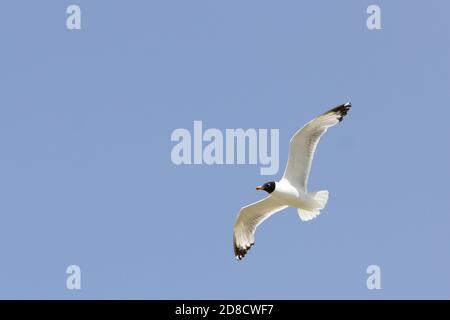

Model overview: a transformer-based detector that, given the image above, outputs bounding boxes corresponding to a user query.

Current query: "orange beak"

[256,185,263,190]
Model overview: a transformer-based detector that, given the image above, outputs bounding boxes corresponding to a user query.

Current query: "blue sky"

[0,0,449,299]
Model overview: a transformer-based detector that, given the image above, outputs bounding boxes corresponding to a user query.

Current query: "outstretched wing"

[282,102,351,190]
[233,196,288,260]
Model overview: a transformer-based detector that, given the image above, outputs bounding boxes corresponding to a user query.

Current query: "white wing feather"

[233,197,287,260]
[282,103,351,191]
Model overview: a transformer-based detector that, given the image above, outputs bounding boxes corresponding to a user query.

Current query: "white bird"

[233,102,352,260]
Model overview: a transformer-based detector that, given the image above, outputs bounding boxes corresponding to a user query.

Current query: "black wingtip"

[233,238,255,261]
[327,102,352,122]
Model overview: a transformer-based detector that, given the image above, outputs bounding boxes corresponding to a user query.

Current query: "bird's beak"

[256,186,263,190]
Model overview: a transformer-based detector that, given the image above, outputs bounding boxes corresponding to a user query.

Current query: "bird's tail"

[310,190,329,209]
[297,190,328,222]
[297,208,320,221]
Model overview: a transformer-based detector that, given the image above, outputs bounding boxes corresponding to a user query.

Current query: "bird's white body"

[271,179,318,210]
[233,102,351,260]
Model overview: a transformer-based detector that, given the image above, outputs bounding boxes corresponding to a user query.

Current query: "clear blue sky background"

[0,0,449,299]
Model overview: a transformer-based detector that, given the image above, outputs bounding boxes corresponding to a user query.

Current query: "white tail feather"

[298,208,320,221]
[297,190,329,222]
[310,190,329,209]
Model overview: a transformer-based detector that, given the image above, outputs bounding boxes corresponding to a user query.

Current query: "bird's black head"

[256,181,276,194]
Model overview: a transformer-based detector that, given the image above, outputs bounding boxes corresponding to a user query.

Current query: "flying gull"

[233,102,352,260]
